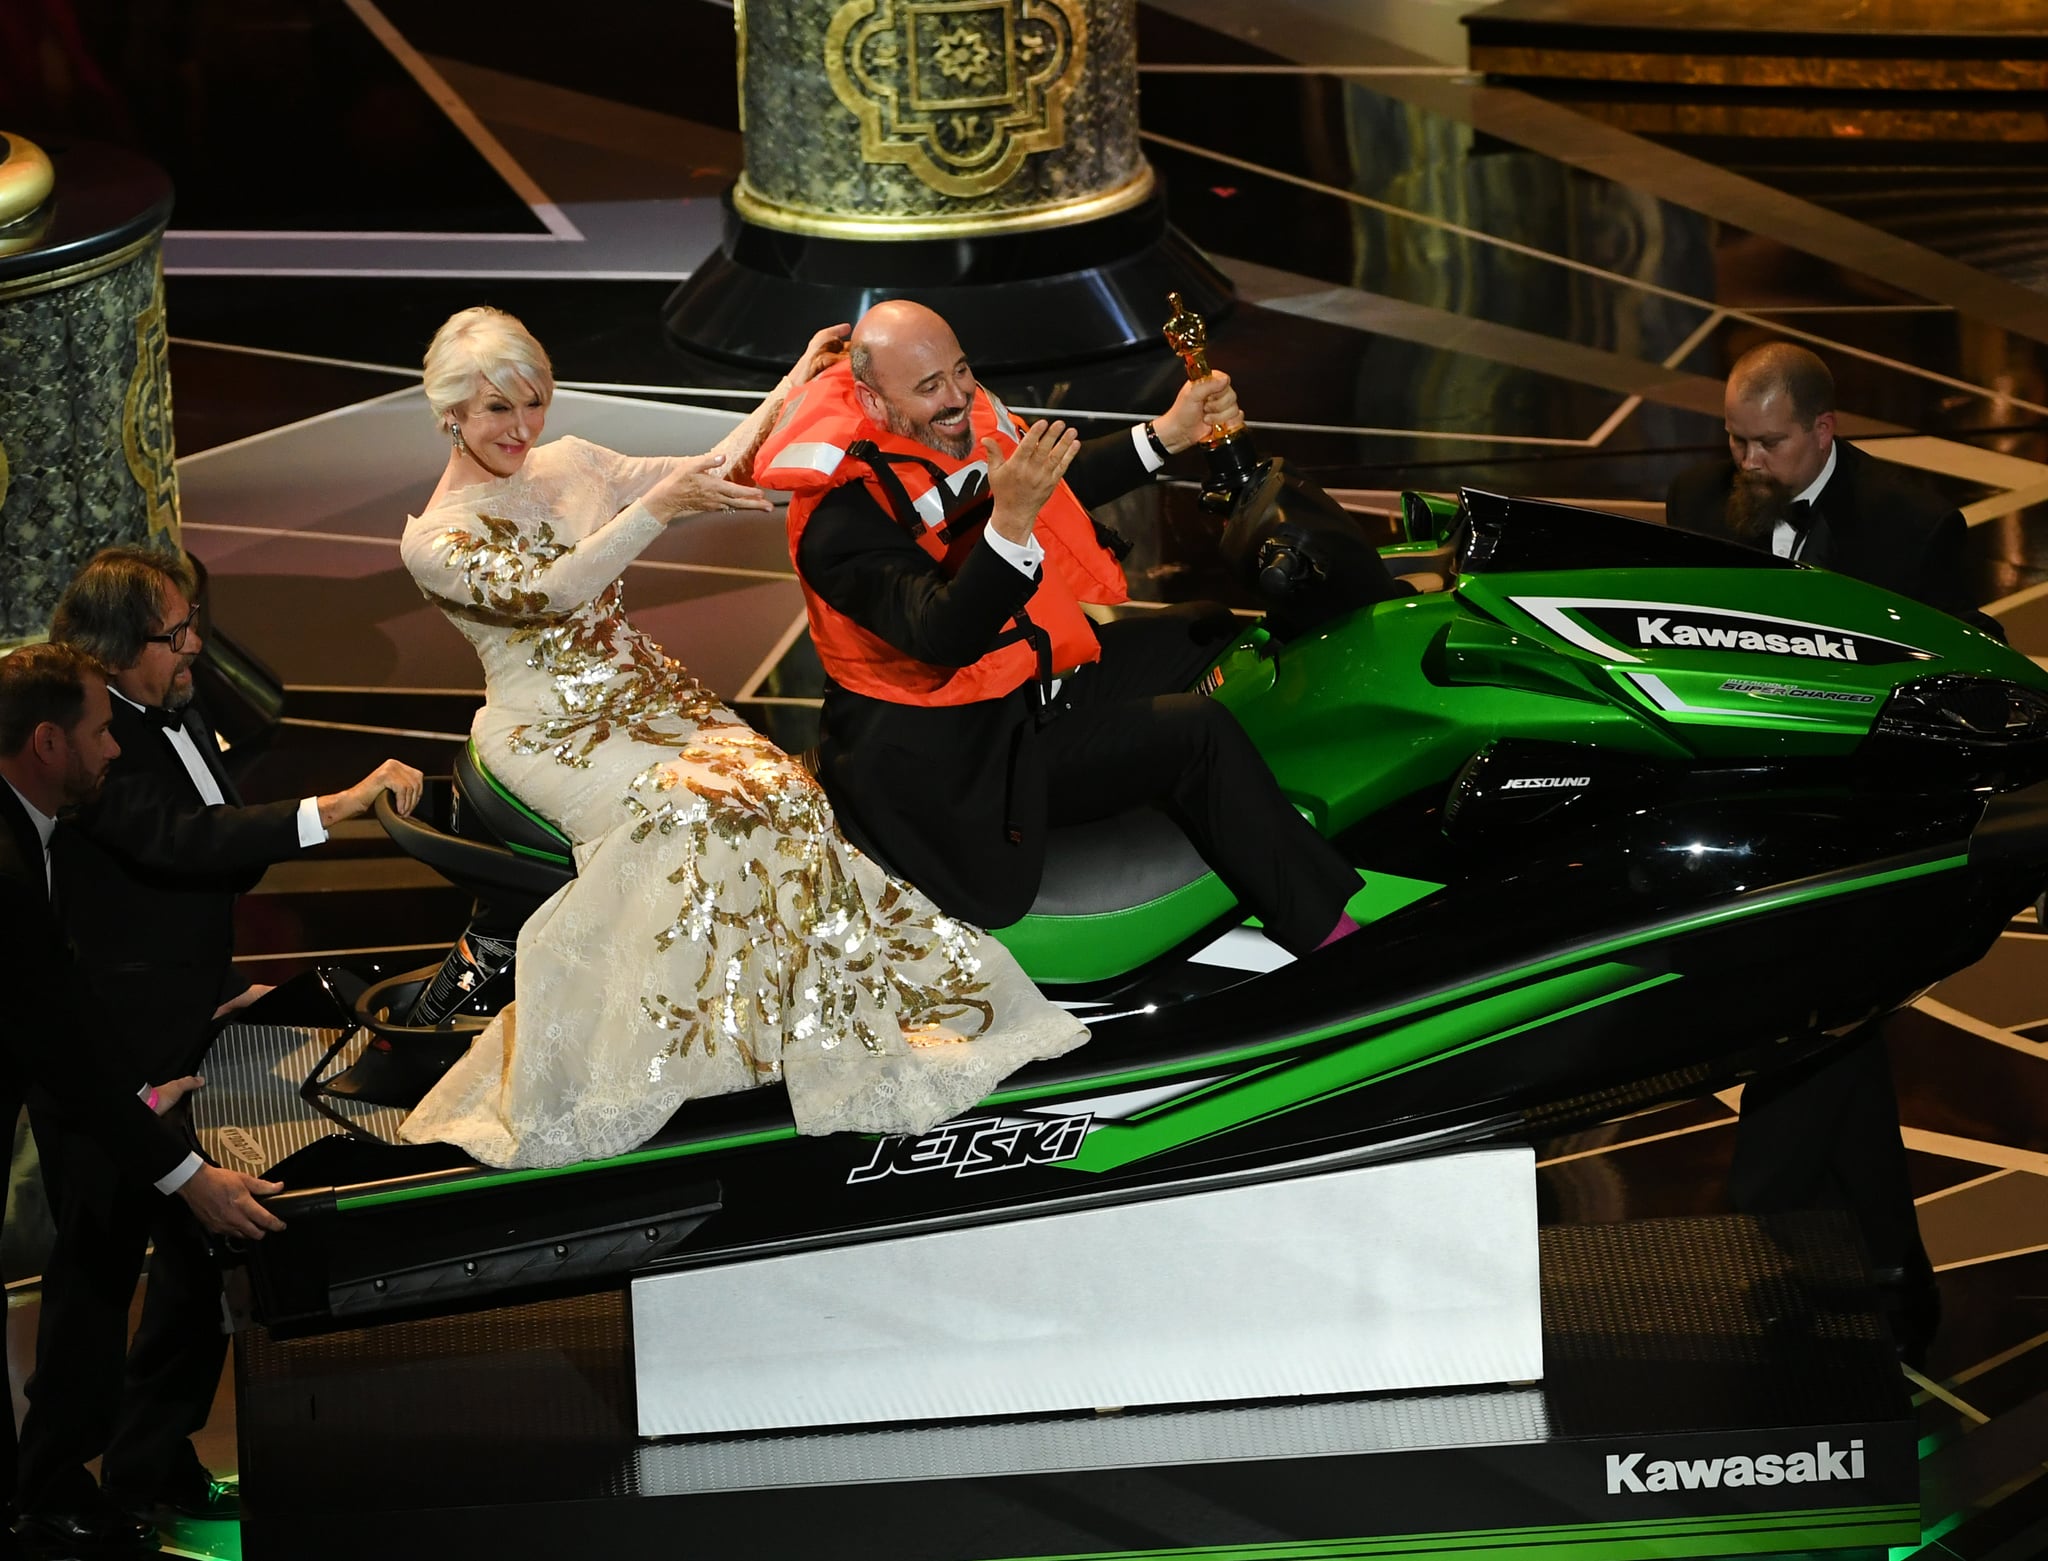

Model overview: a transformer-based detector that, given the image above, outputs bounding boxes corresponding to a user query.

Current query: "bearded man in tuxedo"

[1665,342,1991,1362]
[17,547,422,1538]
[1665,340,1979,621]
[773,300,1364,956]
[1,643,285,1556]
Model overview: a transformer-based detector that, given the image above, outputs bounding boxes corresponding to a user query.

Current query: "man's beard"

[164,661,197,712]
[58,749,106,812]
[884,400,973,460]
[1725,470,1792,541]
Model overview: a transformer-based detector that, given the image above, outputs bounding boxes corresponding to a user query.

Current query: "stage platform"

[227,1213,1918,1561]
[1464,0,2048,92]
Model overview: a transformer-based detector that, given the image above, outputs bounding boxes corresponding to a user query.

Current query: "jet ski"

[223,475,2048,1337]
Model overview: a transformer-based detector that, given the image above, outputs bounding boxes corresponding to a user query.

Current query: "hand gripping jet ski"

[217,375,2048,1343]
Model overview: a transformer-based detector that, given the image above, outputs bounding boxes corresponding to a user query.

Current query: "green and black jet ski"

[225,474,2048,1336]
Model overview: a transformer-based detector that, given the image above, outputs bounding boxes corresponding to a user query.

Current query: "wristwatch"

[1141,421,1172,461]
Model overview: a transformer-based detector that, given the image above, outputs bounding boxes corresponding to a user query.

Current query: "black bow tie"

[145,704,188,732]
[1784,498,1815,530]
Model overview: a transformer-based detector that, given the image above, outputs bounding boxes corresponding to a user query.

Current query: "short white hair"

[422,306,555,426]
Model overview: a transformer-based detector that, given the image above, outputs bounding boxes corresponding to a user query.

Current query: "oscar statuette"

[1161,292,1268,516]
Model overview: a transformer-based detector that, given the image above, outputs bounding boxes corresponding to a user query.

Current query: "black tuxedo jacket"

[0,784,187,1186]
[797,431,1153,928]
[1665,440,1979,623]
[54,696,301,1081]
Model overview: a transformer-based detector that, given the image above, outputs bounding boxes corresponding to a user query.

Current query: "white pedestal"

[633,1145,1541,1437]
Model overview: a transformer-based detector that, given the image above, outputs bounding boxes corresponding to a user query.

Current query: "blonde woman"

[396,307,1084,1168]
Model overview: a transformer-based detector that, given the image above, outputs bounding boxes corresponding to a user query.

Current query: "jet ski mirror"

[1401,491,1462,547]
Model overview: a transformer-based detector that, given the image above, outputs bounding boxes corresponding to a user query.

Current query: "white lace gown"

[395,435,1086,1168]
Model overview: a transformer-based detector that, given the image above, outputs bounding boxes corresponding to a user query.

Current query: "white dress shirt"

[1772,443,1839,561]
[6,778,200,1193]
[109,688,326,846]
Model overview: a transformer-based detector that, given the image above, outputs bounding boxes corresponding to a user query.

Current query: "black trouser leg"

[101,1202,227,1495]
[16,1113,150,1512]
[1042,609,1358,955]
[1729,1018,1926,1276]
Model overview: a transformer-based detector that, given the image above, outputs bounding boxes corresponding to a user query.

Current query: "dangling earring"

[449,419,467,453]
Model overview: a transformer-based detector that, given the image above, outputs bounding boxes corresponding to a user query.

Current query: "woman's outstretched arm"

[604,324,853,510]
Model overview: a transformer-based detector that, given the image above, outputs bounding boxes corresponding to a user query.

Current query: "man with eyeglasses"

[16,546,422,1544]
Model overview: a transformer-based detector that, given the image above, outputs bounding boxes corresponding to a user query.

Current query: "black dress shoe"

[15,1499,156,1554]
[106,1466,239,1523]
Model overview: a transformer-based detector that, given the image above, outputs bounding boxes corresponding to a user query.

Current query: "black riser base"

[663,188,1233,373]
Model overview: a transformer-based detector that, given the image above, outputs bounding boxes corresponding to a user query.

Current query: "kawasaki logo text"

[1637,617,1856,660]
[847,1114,1092,1183]
[1606,1439,1863,1494]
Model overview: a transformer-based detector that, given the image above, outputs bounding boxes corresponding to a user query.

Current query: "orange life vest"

[758,362,1130,707]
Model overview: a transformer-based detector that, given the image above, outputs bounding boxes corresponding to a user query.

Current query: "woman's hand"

[645,453,773,522]
[787,323,851,387]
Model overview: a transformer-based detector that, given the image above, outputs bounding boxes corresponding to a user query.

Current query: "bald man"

[756,301,1361,955]
[1667,341,1987,1362]
[1665,341,1978,621]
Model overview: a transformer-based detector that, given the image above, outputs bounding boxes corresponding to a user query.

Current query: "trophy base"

[1198,428,1268,518]
[662,186,1234,373]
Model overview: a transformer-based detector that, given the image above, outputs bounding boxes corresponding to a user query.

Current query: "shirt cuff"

[1131,422,1167,473]
[156,1152,203,1196]
[982,523,1045,578]
[296,795,328,847]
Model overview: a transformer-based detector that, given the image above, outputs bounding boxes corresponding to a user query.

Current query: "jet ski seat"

[373,743,574,904]
[1029,806,1210,918]
[989,806,1247,988]
[454,743,575,865]
[381,747,1217,925]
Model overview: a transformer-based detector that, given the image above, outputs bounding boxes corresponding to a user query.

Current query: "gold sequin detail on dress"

[392,434,1085,1168]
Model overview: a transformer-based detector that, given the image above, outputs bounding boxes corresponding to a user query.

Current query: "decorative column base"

[662,186,1233,373]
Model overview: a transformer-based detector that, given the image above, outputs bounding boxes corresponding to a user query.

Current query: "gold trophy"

[1162,291,1266,517]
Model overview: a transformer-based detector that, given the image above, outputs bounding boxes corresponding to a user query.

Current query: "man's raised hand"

[986,420,1081,544]
[1152,370,1239,455]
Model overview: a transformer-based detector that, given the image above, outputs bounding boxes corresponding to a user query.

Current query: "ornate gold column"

[666,0,1229,371]
[0,135,181,648]
[736,0,1150,238]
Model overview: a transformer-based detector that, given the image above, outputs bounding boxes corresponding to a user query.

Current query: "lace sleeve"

[598,448,687,513]
[400,497,665,620]
[591,388,787,507]
[708,382,791,485]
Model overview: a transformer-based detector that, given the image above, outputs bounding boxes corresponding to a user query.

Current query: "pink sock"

[1317,912,1361,950]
